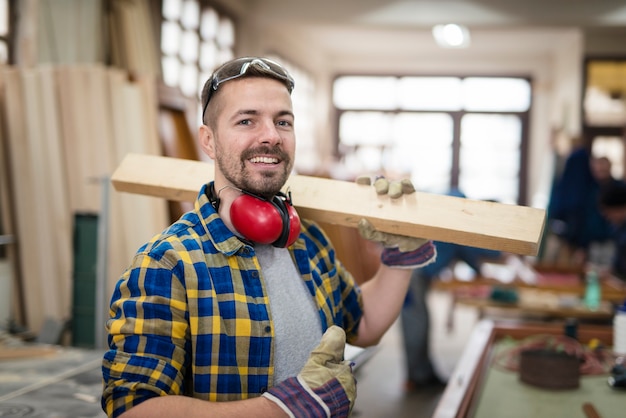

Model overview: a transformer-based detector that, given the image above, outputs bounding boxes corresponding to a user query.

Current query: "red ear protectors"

[208,184,301,247]
[230,192,300,247]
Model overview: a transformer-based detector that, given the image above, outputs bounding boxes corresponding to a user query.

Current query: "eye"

[238,119,251,126]
[277,119,294,129]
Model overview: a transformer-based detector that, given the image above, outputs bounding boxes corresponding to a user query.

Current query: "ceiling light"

[432,24,471,48]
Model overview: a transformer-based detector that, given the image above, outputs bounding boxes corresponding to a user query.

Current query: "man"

[546,147,614,267]
[101,57,436,417]
[599,180,626,281]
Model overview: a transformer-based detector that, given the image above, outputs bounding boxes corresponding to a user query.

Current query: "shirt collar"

[196,182,247,256]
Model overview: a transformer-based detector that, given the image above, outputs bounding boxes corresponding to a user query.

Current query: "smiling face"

[199,76,296,199]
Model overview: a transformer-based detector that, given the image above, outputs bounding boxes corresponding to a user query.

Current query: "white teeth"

[250,156,278,164]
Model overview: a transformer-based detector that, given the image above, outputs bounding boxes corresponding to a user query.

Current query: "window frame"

[157,0,237,104]
[332,73,532,205]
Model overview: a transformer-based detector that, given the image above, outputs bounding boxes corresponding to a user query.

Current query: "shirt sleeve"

[335,256,363,344]
[101,248,190,417]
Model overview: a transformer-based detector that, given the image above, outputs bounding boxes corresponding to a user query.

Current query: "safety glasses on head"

[201,57,295,122]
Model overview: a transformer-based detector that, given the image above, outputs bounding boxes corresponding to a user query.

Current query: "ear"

[199,124,216,159]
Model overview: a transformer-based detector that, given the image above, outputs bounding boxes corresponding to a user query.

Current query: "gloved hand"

[263,326,356,418]
[355,175,415,198]
[356,175,436,269]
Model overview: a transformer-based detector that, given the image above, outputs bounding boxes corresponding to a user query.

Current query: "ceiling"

[232,0,626,61]
[248,0,626,29]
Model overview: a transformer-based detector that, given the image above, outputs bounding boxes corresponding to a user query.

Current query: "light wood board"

[111,153,547,256]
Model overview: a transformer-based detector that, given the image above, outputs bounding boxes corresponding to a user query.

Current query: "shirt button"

[251,271,259,278]
[264,326,271,333]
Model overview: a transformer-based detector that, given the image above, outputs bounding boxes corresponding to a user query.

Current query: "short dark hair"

[200,57,294,126]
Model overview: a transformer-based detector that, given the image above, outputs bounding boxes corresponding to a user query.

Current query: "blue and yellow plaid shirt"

[101,183,364,417]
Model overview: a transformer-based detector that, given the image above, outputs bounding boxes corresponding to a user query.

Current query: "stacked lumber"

[36,0,104,64]
[0,65,169,334]
[108,0,160,77]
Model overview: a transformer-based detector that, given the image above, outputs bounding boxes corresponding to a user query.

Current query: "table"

[432,264,626,324]
[433,320,619,418]
[455,296,616,321]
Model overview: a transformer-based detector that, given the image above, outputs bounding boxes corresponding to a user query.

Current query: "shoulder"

[299,219,333,248]
[135,212,209,266]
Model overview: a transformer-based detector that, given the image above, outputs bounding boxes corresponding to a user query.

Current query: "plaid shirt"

[101,183,363,417]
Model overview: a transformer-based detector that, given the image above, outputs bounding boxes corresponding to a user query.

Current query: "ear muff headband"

[270,193,301,248]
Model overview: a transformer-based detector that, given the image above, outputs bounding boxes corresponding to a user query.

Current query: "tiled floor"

[352,289,482,418]
[0,347,104,417]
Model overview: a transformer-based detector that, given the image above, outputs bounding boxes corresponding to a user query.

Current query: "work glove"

[263,326,356,417]
[356,175,437,269]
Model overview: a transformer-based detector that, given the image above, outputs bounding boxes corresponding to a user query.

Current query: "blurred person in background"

[545,146,615,269]
[599,180,626,282]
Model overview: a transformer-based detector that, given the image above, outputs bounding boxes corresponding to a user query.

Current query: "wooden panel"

[111,154,547,256]
[2,68,46,331]
[37,67,73,323]
[0,69,23,325]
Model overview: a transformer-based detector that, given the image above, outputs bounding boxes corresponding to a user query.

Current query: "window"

[161,0,235,123]
[0,0,11,64]
[584,59,626,127]
[333,75,531,204]
[583,57,626,182]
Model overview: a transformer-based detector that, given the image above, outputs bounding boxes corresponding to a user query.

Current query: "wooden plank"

[37,67,73,323]
[21,68,66,328]
[56,66,95,212]
[2,68,46,332]
[0,69,24,326]
[111,153,547,256]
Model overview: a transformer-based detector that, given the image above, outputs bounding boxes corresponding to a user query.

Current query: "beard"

[216,144,292,199]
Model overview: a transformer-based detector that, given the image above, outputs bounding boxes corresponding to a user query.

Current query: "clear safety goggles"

[201,57,295,121]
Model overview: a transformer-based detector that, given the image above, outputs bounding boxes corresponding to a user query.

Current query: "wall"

[585,28,626,56]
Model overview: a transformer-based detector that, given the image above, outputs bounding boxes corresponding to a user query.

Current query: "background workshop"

[1,1,626,417]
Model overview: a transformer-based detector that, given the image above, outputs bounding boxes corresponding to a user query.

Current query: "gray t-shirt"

[255,244,322,384]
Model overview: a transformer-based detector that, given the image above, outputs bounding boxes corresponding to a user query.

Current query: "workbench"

[434,320,621,418]
[433,263,626,325]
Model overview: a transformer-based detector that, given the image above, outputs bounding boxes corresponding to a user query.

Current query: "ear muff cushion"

[284,203,301,247]
[230,194,283,245]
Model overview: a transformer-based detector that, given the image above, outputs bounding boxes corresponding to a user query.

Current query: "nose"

[258,120,282,145]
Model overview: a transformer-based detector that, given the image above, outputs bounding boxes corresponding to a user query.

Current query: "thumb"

[358,218,387,244]
[308,325,346,366]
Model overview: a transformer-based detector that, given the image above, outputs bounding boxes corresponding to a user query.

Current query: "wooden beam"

[111,153,547,256]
